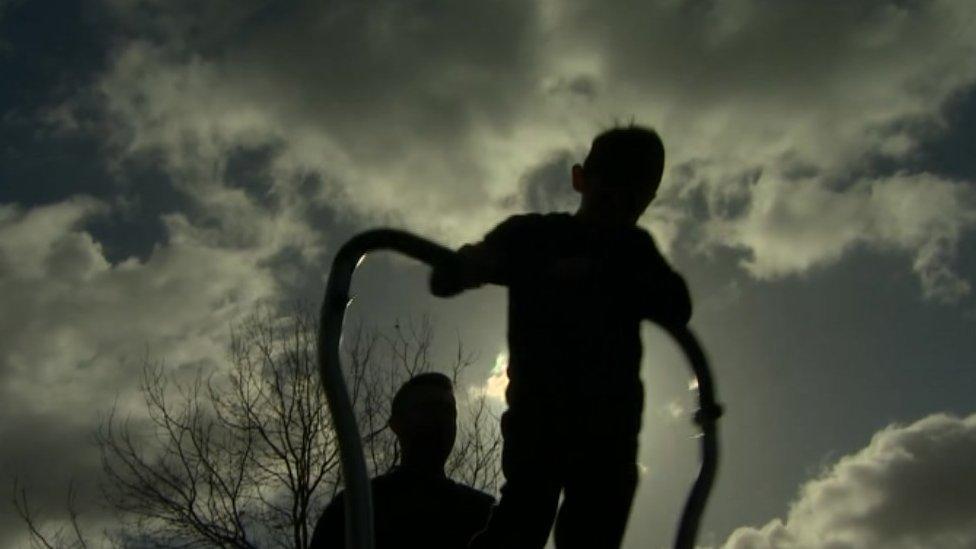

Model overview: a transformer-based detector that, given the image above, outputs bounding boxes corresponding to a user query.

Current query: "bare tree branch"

[19,305,501,548]
[12,477,95,549]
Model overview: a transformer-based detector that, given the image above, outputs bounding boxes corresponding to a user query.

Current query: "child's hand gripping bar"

[317,229,722,549]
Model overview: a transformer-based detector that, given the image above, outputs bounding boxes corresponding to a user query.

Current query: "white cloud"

[83,0,976,301]
[721,413,976,549]
[559,0,976,299]
[705,172,976,301]
[0,195,287,545]
[0,197,278,414]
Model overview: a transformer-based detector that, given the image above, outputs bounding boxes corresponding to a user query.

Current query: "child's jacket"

[461,212,691,427]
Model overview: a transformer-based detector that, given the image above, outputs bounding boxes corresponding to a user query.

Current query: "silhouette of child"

[430,126,691,548]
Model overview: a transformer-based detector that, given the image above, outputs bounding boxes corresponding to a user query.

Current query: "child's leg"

[552,461,638,548]
[469,409,563,549]
[469,477,561,548]
[552,423,640,549]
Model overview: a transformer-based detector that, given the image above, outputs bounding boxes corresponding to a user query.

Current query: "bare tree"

[12,479,93,549]
[77,306,502,548]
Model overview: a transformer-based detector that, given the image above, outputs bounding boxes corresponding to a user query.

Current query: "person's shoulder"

[535,211,576,224]
[481,213,551,245]
[311,487,348,545]
[629,225,662,250]
[365,470,417,503]
[447,480,496,507]
[496,211,577,235]
[322,472,392,507]
[494,212,544,230]
[321,488,347,512]
[499,211,573,226]
[456,483,495,505]
[320,474,405,519]
[628,223,652,239]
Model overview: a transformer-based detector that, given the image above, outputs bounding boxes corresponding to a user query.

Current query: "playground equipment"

[318,229,722,549]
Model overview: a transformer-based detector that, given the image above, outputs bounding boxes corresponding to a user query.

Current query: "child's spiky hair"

[582,125,665,189]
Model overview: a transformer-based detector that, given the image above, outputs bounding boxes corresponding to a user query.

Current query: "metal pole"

[668,326,723,549]
[317,229,721,549]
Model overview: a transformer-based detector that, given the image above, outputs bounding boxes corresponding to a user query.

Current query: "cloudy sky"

[2,0,976,547]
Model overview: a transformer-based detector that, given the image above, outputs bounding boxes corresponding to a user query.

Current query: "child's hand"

[429,260,466,297]
[431,216,517,296]
[429,246,485,297]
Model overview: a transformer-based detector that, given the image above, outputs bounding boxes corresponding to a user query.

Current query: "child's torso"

[502,213,649,414]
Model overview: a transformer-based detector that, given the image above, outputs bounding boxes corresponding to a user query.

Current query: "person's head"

[572,125,666,226]
[389,372,457,471]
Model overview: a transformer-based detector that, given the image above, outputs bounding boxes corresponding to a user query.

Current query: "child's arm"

[639,235,692,327]
[428,243,497,297]
[429,216,524,297]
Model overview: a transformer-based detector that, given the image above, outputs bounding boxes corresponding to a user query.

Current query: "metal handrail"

[317,228,722,549]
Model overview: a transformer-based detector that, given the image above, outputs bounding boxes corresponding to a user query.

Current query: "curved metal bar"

[318,229,459,549]
[317,228,721,549]
[668,326,723,549]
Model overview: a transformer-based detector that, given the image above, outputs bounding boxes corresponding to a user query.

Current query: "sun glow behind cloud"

[469,351,510,404]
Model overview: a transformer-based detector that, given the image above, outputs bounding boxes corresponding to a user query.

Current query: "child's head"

[572,125,665,226]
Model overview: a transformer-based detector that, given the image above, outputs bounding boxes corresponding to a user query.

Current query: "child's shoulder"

[628,226,667,260]
[487,212,574,238]
[498,211,571,225]
[495,211,575,230]
[630,224,656,246]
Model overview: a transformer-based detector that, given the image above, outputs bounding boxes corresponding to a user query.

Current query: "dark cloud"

[192,0,544,173]
[0,408,105,548]
[86,0,976,297]
[668,160,759,223]
[521,151,579,213]
[919,87,976,182]
[0,1,191,264]
[0,0,113,112]
[224,142,281,204]
[544,75,599,102]
[564,0,971,111]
